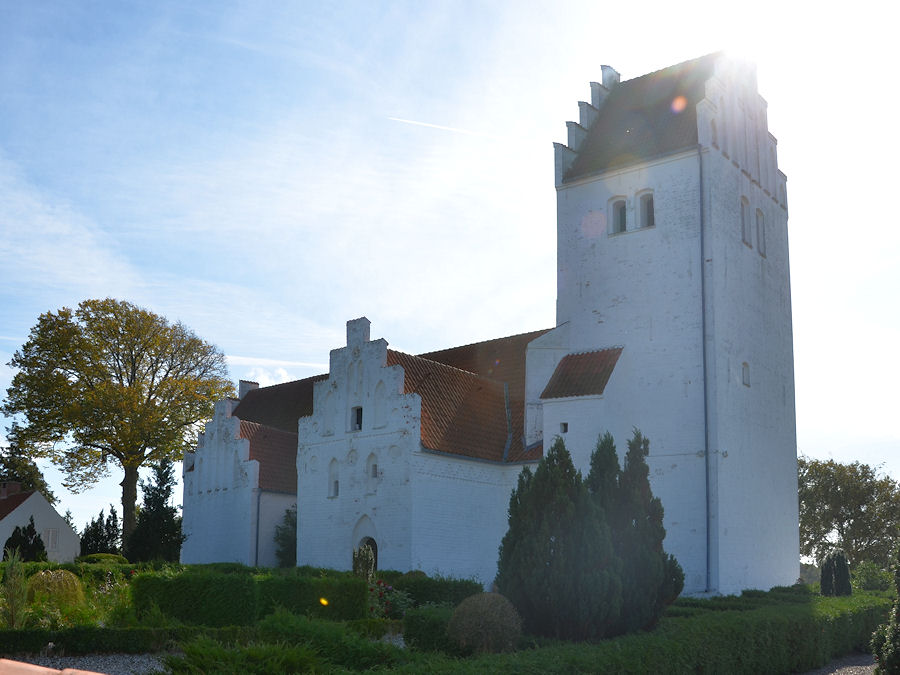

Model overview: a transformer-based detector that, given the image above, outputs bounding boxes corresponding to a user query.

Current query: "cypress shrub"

[821,549,852,597]
[496,437,622,640]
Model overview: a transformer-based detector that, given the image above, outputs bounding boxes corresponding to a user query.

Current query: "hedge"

[391,591,892,673]
[391,574,482,607]
[131,571,366,626]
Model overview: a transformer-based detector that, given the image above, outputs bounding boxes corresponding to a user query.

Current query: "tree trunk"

[121,464,140,544]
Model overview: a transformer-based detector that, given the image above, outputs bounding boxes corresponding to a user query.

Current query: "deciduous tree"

[798,456,900,568]
[2,298,233,538]
[0,444,55,504]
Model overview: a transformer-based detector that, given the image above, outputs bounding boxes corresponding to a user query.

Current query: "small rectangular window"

[560,422,568,434]
[640,194,654,228]
[371,463,378,478]
[332,480,340,497]
[352,406,363,431]
[612,200,626,234]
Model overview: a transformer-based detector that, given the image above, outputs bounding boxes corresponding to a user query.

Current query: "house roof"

[564,53,720,181]
[540,347,623,399]
[239,420,298,494]
[0,490,34,521]
[419,328,551,403]
[233,374,328,434]
[386,350,539,463]
[229,329,548,466]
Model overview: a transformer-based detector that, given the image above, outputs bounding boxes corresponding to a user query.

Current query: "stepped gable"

[239,420,298,494]
[232,374,328,433]
[565,52,720,181]
[540,347,623,399]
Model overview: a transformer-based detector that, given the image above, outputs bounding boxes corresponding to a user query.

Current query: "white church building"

[182,53,799,596]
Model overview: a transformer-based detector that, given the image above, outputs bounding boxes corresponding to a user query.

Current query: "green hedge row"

[131,572,366,625]
[0,626,255,656]
[390,574,482,608]
[392,592,892,673]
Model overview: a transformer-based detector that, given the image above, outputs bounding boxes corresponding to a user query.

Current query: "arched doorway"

[358,536,378,570]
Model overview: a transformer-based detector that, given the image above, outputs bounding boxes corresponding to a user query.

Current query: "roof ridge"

[387,349,506,388]
[418,327,551,355]
[621,51,722,85]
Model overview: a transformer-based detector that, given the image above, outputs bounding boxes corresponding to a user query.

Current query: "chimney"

[239,380,259,399]
[1,481,23,499]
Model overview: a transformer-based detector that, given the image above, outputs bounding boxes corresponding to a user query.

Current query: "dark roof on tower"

[564,53,720,181]
[540,348,623,400]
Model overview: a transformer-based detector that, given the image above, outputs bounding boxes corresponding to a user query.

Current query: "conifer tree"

[80,506,121,556]
[125,460,184,562]
[2,516,47,562]
[496,437,621,640]
[586,429,683,634]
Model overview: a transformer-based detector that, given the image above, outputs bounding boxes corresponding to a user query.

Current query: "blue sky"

[1,0,898,530]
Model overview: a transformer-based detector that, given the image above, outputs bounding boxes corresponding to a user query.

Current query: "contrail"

[388,117,496,138]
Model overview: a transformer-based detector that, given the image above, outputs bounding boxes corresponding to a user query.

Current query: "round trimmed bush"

[76,553,129,565]
[26,569,85,606]
[446,592,521,654]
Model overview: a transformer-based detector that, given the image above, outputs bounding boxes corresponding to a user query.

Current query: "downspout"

[501,383,512,461]
[698,145,714,593]
[254,488,262,567]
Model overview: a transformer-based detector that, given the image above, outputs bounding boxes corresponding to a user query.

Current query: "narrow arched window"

[741,197,752,247]
[611,199,626,234]
[756,209,766,257]
[640,193,655,228]
[742,362,751,387]
[366,453,379,493]
[328,459,339,498]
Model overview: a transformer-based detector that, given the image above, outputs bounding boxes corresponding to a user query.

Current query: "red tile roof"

[240,420,298,494]
[540,348,623,399]
[565,53,720,181]
[233,374,328,433]
[0,491,34,521]
[419,328,551,402]
[228,329,550,467]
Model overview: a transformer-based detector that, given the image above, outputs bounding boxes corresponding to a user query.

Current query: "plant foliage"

[496,431,683,641]
[820,548,852,597]
[872,543,900,672]
[3,516,47,562]
[274,504,297,568]
[125,460,184,562]
[1,298,234,538]
[799,456,900,569]
[80,506,121,557]
[0,445,55,504]
[446,592,522,654]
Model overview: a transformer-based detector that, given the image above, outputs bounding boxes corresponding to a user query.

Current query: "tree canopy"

[0,444,55,504]
[80,506,121,557]
[3,516,47,562]
[798,456,900,568]
[2,298,234,538]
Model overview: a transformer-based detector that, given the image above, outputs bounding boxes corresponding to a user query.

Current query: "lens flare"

[319,597,329,606]
[671,95,687,113]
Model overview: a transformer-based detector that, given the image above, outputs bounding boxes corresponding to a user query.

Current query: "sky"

[1,0,898,532]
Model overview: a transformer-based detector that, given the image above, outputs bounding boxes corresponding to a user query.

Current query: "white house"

[182,52,799,595]
[0,482,80,562]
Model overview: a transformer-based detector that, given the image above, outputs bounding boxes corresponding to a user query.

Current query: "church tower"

[529,53,798,594]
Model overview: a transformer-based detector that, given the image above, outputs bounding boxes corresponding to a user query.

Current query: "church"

[181,52,799,596]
